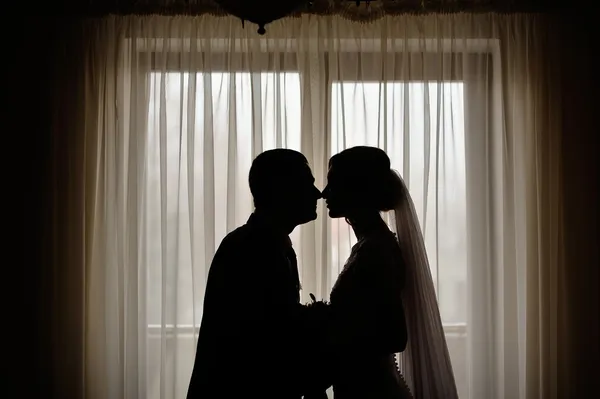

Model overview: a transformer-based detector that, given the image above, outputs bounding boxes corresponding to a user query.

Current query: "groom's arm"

[283,300,335,396]
[205,242,333,395]
[232,248,325,395]
[188,237,289,394]
[260,269,334,396]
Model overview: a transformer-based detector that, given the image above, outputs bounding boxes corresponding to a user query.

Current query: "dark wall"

[5,16,57,397]
[560,11,599,395]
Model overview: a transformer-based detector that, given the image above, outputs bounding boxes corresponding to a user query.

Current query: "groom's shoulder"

[217,222,263,253]
[221,224,250,245]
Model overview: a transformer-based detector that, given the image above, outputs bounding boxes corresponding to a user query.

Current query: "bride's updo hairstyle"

[328,146,403,213]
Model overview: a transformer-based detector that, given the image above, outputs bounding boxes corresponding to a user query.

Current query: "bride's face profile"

[322,163,351,218]
[323,160,370,219]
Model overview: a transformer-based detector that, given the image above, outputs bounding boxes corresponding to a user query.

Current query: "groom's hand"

[305,294,331,322]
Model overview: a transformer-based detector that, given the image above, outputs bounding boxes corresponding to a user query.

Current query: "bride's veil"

[390,170,459,399]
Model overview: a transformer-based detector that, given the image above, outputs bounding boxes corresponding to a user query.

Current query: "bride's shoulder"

[353,231,402,269]
[357,230,399,254]
[349,231,404,288]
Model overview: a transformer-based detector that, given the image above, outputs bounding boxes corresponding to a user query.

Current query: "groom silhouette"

[187,149,330,399]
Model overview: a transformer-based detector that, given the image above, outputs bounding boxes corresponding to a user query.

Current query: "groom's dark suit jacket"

[187,213,323,399]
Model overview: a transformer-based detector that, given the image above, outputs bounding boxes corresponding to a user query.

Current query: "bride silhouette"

[321,146,458,399]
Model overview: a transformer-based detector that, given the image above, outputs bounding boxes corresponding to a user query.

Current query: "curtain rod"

[42,0,561,17]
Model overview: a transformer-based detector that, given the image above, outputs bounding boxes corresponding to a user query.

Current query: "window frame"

[137,38,500,399]
[138,40,498,328]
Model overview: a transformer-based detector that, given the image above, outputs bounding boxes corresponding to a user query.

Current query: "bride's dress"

[329,229,413,399]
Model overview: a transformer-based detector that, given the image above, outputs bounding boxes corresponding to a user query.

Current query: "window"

[142,47,486,399]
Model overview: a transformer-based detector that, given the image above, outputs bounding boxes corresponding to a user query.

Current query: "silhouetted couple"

[186,147,458,399]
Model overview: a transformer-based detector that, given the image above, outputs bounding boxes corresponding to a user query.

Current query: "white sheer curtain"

[74,13,563,399]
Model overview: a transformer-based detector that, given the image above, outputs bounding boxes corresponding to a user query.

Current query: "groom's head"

[249,149,321,228]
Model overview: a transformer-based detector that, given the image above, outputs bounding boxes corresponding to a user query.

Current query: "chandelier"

[214,1,382,34]
[214,0,310,35]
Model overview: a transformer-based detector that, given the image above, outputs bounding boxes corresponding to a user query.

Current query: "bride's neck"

[348,212,388,241]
